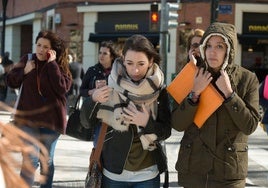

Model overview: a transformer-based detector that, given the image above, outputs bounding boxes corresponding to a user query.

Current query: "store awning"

[88,33,160,45]
[238,34,268,45]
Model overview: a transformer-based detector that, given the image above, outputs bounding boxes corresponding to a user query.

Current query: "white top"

[103,165,159,182]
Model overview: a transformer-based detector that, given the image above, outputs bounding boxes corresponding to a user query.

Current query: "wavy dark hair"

[35,30,72,79]
[100,40,120,63]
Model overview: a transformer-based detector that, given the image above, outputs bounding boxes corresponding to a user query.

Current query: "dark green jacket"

[171,22,260,181]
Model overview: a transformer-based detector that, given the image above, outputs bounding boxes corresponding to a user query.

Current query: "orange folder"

[194,84,224,128]
[167,61,224,128]
[167,61,197,104]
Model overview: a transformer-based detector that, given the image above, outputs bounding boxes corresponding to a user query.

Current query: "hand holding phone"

[95,80,107,89]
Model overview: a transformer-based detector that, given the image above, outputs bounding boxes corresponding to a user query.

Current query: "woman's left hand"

[123,104,149,128]
[216,70,233,98]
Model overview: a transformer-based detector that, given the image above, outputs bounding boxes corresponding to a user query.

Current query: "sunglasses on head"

[191,43,200,48]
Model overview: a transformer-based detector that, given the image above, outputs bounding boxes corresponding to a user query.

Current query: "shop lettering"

[248,25,268,32]
[115,24,139,31]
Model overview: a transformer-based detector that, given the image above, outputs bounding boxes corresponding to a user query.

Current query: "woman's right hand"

[92,85,112,103]
[192,67,212,95]
[24,60,35,75]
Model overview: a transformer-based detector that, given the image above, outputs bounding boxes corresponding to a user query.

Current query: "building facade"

[0,0,267,83]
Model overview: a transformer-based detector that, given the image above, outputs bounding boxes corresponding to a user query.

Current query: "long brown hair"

[35,30,72,79]
[0,120,49,188]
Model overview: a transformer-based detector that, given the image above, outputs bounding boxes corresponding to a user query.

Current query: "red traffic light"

[151,12,159,23]
[150,3,159,31]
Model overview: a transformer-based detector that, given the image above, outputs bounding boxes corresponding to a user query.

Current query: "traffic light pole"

[160,0,168,83]
[1,0,8,56]
[159,0,179,83]
[211,0,219,23]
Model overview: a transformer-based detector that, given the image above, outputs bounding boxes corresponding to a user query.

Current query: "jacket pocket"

[176,141,192,173]
[224,142,248,179]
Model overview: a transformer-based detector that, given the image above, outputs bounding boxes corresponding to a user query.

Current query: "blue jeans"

[265,124,268,135]
[93,123,101,147]
[19,126,60,188]
[102,174,160,188]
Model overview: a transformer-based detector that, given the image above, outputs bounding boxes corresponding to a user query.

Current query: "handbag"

[66,95,92,141]
[85,122,108,188]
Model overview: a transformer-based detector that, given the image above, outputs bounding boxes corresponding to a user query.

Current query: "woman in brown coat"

[171,22,260,188]
[6,30,72,187]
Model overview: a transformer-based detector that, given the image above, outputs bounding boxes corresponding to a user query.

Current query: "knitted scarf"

[97,59,164,132]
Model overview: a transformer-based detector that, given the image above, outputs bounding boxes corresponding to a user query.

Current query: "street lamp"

[1,0,8,56]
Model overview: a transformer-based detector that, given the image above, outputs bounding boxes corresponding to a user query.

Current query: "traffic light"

[149,3,159,31]
[165,3,180,29]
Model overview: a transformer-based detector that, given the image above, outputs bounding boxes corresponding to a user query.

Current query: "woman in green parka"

[172,22,260,188]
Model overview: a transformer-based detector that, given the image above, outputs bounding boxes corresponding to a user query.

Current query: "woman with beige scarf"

[81,34,171,188]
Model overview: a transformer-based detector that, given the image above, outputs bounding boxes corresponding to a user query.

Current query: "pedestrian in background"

[80,40,119,97]
[6,30,72,187]
[2,51,14,67]
[67,52,84,111]
[80,40,120,145]
[0,54,14,102]
[81,34,171,188]
[68,52,84,97]
[171,22,260,188]
[187,28,204,65]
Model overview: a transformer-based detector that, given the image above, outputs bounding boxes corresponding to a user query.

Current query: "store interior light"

[179,21,191,26]
[248,46,253,52]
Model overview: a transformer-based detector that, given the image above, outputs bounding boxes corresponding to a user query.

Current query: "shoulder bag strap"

[90,122,108,168]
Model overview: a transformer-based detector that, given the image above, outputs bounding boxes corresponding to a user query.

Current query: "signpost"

[1,0,8,56]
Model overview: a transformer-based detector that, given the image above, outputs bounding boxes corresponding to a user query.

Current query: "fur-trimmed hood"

[199,22,237,70]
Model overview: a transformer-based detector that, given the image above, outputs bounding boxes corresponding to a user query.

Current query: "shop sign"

[248,25,268,33]
[114,24,139,31]
[95,22,151,33]
[243,13,268,34]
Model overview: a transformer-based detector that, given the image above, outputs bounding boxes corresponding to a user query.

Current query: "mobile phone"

[195,56,203,67]
[95,80,107,89]
[47,52,51,60]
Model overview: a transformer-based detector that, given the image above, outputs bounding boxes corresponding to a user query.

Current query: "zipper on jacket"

[88,101,99,120]
[92,75,96,88]
[205,173,208,188]
[122,126,134,170]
